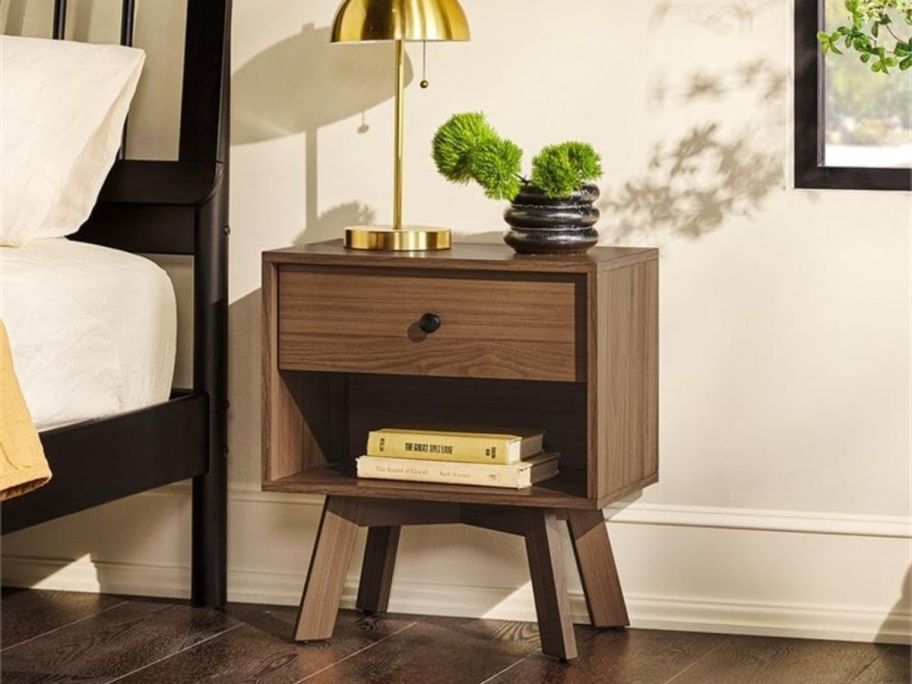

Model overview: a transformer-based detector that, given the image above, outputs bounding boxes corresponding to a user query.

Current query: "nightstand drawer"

[277,267,584,381]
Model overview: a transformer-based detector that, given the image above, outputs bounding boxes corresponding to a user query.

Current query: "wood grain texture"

[489,626,726,684]
[456,505,629,659]
[850,644,912,683]
[294,497,360,641]
[303,616,541,684]
[4,590,905,684]
[566,509,629,628]
[356,526,401,614]
[0,588,124,650]
[341,498,462,527]
[288,501,616,659]
[0,601,236,681]
[524,510,577,660]
[278,267,584,382]
[460,504,540,536]
[263,243,660,510]
[263,258,349,482]
[262,372,348,484]
[264,239,657,274]
[262,242,660,657]
[263,464,593,508]
[671,635,899,684]
[590,259,659,502]
[120,607,413,684]
[261,259,306,482]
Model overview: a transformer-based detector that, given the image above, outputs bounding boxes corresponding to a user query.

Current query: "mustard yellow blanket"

[0,321,51,501]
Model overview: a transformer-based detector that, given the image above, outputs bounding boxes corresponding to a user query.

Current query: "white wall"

[3,0,910,644]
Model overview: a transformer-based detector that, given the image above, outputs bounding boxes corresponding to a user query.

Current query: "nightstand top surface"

[264,240,657,273]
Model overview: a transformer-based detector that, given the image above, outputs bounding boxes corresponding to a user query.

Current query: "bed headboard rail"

[53,0,232,170]
[181,0,231,165]
[54,0,135,45]
[52,0,66,39]
[120,0,136,46]
[70,0,232,258]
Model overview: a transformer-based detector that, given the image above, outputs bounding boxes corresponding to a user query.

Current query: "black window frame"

[794,0,911,191]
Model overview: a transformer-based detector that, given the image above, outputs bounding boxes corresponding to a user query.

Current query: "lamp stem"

[393,38,405,230]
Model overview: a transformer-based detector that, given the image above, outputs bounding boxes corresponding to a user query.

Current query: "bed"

[1,240,177,431]
[0,0,231,609]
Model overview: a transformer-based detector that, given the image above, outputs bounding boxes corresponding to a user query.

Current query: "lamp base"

[344,226,452,251]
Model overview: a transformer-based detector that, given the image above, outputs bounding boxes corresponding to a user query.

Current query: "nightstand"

[262,240,658,660]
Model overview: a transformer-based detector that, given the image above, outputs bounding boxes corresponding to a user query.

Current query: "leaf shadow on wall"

[600,59,786,245]
[649,0,780,35]
[232,22,414,244]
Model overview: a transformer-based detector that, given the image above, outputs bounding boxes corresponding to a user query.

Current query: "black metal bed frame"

[1,0,232,609]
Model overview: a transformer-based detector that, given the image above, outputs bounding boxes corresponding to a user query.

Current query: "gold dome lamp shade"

[331,0,470,250]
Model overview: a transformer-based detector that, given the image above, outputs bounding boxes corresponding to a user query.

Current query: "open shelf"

[263,463,595,509]
[263,372,594,506]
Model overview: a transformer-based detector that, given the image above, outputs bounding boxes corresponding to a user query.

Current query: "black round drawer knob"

[418,313,442,334]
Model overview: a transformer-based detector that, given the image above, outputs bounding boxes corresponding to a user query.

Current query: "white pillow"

[0,35,145,247]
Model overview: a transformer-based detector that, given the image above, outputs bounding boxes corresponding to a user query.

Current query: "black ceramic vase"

[503,183,600,255]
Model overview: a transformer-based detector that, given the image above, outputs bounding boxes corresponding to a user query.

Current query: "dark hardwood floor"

[0,589,908,683]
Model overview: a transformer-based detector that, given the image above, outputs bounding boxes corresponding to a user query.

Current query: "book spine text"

[357,458,529,488]
[366,431,517,465]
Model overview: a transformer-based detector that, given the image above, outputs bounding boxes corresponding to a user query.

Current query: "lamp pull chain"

[420,41,429,89]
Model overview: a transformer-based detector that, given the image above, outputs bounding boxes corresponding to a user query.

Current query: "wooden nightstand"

[262,240,658,660]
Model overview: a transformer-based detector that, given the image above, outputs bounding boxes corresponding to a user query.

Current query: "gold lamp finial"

[331,0,470,251]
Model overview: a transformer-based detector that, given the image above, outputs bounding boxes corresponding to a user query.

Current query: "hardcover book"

[356,452,559,489]
[366,428,545,465]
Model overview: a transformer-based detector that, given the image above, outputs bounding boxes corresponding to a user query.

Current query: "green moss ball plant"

[431,112,496,183]
[432,112,603,201]
[531,142,603,199]
[467,138,524,200]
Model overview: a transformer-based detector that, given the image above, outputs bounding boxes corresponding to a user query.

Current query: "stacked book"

[356,428,559,489]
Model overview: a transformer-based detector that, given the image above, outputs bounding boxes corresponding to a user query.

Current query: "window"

[794,0,912,190]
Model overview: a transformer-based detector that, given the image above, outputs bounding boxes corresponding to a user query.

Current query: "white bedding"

[0,36,145,246]
[0,239,176,431]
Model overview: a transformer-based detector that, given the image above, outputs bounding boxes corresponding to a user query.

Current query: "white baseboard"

[145,482,912,539]
[3,553,908,645]
[4,485,909,645]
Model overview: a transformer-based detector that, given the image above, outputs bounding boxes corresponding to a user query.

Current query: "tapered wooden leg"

[525,510,578,660]
[294,496,360,641]
[356,526,401,614]
[566,509,629,628]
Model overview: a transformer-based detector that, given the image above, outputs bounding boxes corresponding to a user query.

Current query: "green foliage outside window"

[817,0,912,73]
[818,0,912,151]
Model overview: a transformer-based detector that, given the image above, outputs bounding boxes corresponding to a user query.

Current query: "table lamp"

[331,0,470,251]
